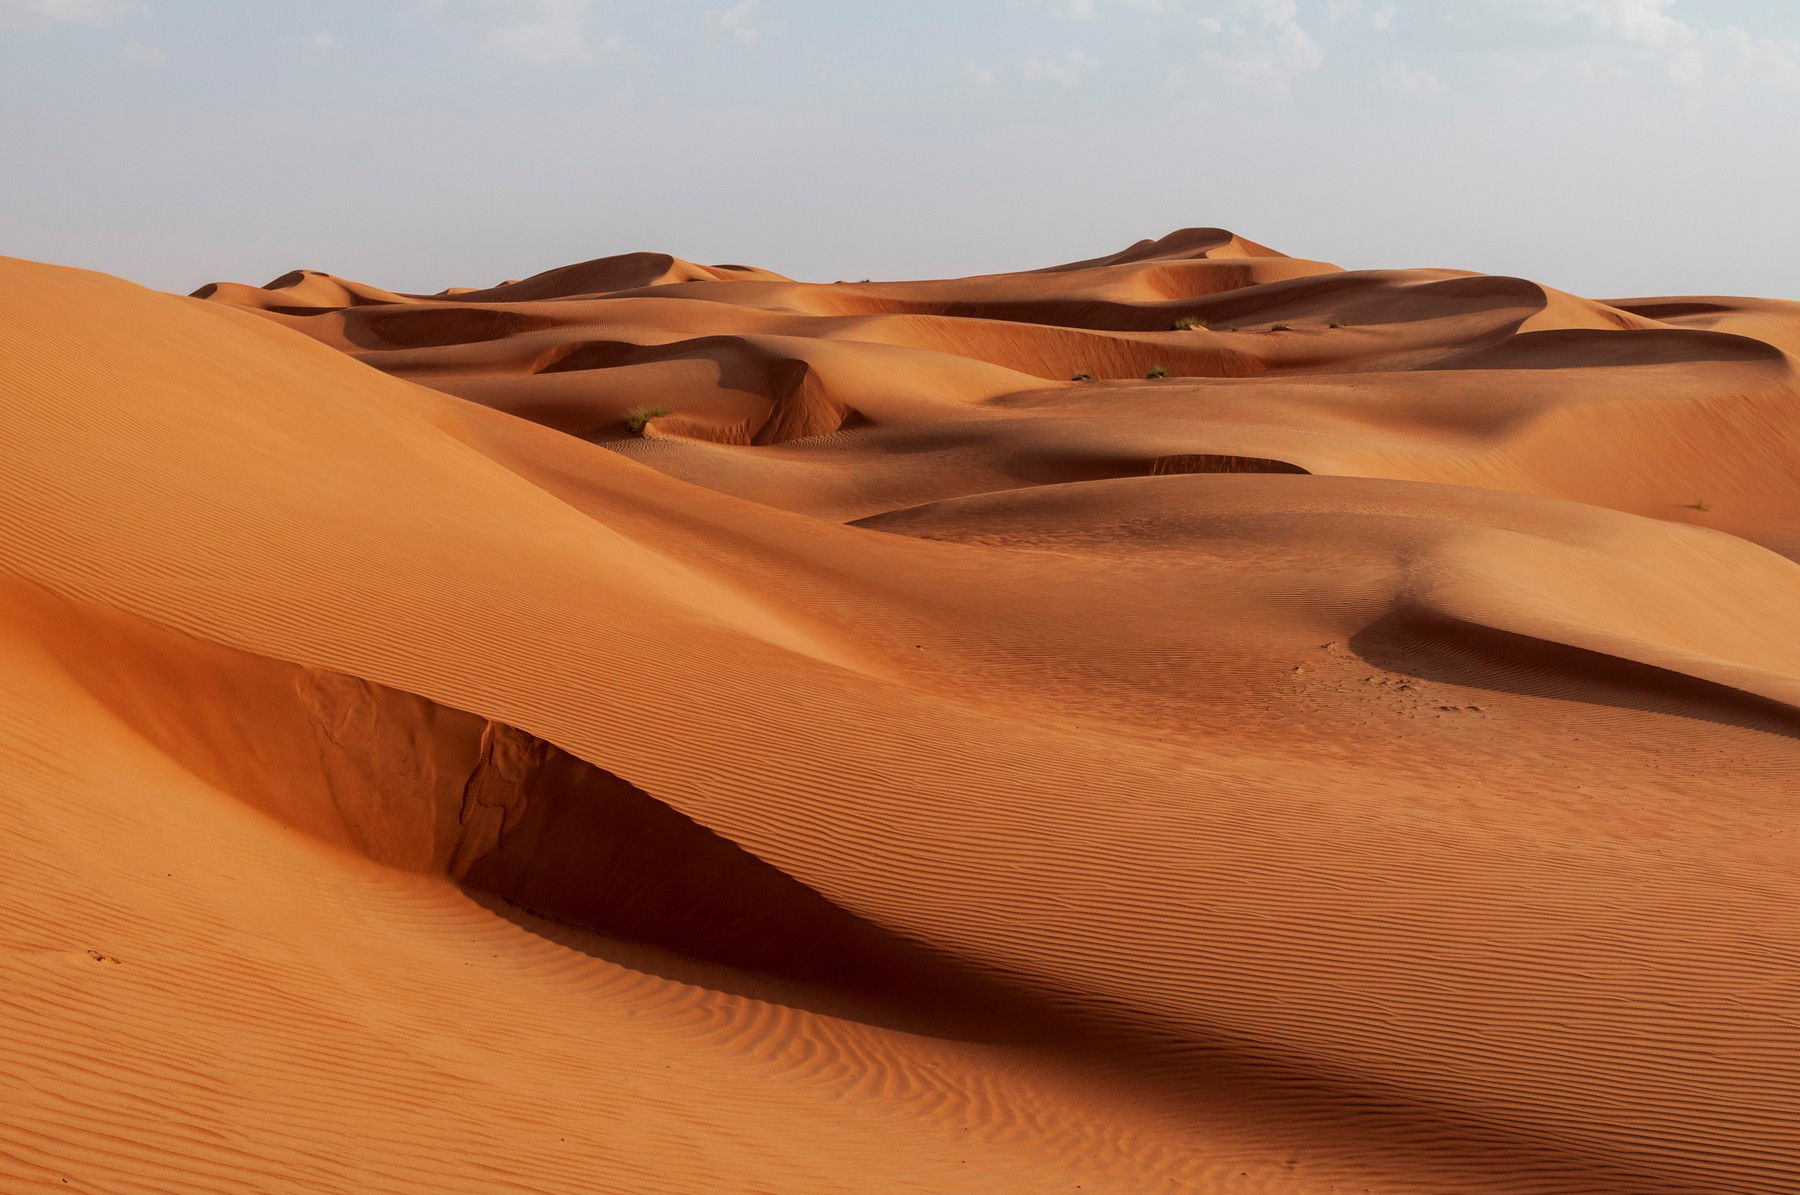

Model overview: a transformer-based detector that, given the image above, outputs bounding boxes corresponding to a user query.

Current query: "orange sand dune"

[5,229,1800,1192]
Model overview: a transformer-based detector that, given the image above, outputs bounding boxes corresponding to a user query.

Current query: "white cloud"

[1013,0,1190,17]
[1311,1,1799,94]
[1718,25,1800,91]
[1327,0,1395,31]
[280,28,342,54]
[705,0,775,47]
[118,39,162,64]
[1014,0,1184,17]
[483,0,619,66]
[0,0,145,28]
[1022,48,1099,87]
[1017,0,1800,95]
[1010,0,1096,18]
[1489,0,1800,91]
[1196,0,1323,95]
[969,62,999,87]
[397,0,625,66]
[1376,57,1441,97]
[1535,0,1691,49]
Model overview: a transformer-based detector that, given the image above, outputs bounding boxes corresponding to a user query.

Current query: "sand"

[2,228,1799,1192]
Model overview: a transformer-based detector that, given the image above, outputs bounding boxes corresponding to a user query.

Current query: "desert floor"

[4,228,1799,1192]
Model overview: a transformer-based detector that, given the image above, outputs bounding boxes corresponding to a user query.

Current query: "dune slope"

[4,229,1800,1192]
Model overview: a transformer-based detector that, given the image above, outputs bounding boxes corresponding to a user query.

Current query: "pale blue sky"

[4,0,1798,298]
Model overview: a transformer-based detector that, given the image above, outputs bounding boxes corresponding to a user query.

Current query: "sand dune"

[4,229,1799,1192]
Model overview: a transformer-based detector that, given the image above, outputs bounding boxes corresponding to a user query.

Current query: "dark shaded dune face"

[535,337,653,373]
[1190,270,1555,333]
[265,269,324,291]
[1353,608,1800,741]
[997,452,1310,489]
[1426,326,1788,370]
[1610,299,1735,320]
[1151,453,1308,475]
[350,306,561,349]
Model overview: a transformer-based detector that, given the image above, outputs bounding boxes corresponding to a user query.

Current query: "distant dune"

[4,228,1800,1192]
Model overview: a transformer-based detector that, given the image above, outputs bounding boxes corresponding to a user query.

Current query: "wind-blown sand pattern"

[4,228,1800,1192]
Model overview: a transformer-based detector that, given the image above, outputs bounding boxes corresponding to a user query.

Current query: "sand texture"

[5,227,1800,1192]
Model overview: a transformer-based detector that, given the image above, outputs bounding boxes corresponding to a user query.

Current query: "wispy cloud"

[1025,0,1095,18]
[1446,0,1800,91]
[1014,0,1182,16]
[481,0,621,66]
[0,0,146,29]
[1514,0,1692,49]
[1326,0,1395,32]
[118,39,162,64]
[1022,47,1099,87]
[1195,0,1323,95]
[1009,0,1800,97]
[704,0,777,47]
[281,29,342,53]
[1375,57,1441,97]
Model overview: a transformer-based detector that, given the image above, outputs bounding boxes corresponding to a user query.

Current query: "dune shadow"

[1349,608,1800,741]
[1422,326,1786,371]
[457,737,1048,1042]
[475,874,1760,1195]
[465,886,1042,1043]
[341,306,559,349]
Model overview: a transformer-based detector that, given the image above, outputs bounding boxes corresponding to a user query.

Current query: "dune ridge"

[4,228,1800,1192]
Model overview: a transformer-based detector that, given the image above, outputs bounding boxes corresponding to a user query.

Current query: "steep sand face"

[4,229,1800,1192]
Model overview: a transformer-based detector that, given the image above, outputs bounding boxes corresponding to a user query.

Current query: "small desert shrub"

[1328,320,1349,329]
[1269,324,1293,332]
[1687,498,1711,512]
[624,406,673,434]
[1145,365,1170,379]
[1171,316,1210,331]
[1071,372,1094,382]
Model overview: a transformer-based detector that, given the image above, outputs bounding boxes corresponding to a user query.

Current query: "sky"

[3,0,1798,299]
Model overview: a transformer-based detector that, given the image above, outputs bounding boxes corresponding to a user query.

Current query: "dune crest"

[6,229,1800,1192]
